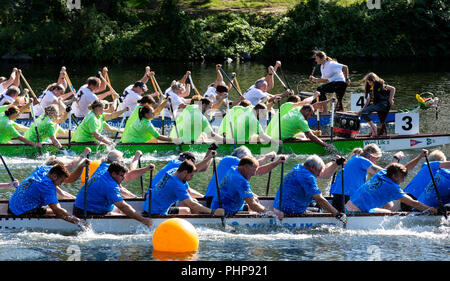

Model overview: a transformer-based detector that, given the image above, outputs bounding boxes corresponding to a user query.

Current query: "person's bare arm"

[114,200,152,226]
[245,196,266,213]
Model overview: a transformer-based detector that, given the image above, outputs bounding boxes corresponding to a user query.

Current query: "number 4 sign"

[395,112,419,135]
[350,93,366,112]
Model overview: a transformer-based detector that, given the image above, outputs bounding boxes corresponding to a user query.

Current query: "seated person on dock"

[403,150,450,201]
[121,105,177,143]
[24,104,68,150]
[74,161,152,227]
[203,146,283,207]
[71,100,128,145]
[345,163,438,214]
[272,155,347,223]
[8,163,89,227]
[0,106,42,148]
[169,97,231,144]
[358,73,395,137]
[418,168,450,210]
[210,156,284,216]
[143,160,225,216]
[268,104,334,150]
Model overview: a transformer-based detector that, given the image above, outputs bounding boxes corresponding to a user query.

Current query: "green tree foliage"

[0,0,447,62]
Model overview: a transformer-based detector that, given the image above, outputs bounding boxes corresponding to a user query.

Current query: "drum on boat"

[333,112,361,138]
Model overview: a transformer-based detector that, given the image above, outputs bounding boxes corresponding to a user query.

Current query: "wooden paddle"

[188,74,202,99]
[20,73,45,115]
[212,154,225,228]
[340,161,347,229]
[147,167,153,217]
[0,154,16,184]
[219,67,243,97]
[83,153,90,219]
[278,161,285,211]
[424,153,447,218]
[22,88,42,154]
[138,158,144,197]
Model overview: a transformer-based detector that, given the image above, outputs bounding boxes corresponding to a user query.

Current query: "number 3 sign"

[395,112,419,135]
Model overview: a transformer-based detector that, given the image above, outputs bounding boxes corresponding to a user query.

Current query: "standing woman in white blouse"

[309,51,350,112]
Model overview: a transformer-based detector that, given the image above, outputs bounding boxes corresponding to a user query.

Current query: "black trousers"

[316,81,347,111]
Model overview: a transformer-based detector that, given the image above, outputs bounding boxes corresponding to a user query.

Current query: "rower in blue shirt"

[74,162,152,227]
[144,148,217,204]
[404,149,450,200]
[143,160,225,216]
[418,168,450,208]
[203,146,279,207]
[8,164,88,228]
[345,163,438,214]
[272,155,347,223]
[330,143,404,212]
[211,155,285,216]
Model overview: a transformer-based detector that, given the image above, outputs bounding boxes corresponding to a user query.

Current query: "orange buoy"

[152,218,199,253]
[80,160,101,184]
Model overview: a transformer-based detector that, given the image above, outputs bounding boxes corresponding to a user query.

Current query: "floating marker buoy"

[152,218,199,253]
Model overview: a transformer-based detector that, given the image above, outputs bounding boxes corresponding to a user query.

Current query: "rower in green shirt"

[72,100,128,145]
[170,97,231,144]
[0,106,41,147]
[122,95,168,137]
[24,104,68,149]
[233,103,281,144]
[121,105,176,143]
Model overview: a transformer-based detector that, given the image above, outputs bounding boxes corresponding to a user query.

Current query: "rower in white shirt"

[71,69,115,118]
[0,68,20,96]
[119,67,154,117]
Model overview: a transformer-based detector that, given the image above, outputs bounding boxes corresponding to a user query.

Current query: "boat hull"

[0,199,446,234]
[1,133,449,157]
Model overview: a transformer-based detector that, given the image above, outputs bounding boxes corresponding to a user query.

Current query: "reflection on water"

[0,60,448,261]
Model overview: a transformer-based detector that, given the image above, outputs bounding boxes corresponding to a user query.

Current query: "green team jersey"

[72,111,107,142]
[121,118,160,143]
[123,105,141,137]
[266,102,297,138]
[170,104,212,143]
[234,108,263,142]
[0,114,20,143]
[218,105,254,139]
[276,107,310,140]
[0,105,7,114]
[24,115,63,143]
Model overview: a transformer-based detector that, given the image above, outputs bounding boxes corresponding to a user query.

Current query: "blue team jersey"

[211,166,253,215]
[143,168,190,215]
[404,161,440,199]
[93,162,110,176]
[272,164,321,214]
[9,175,59,215]
[350,170,406,212]
[418,168,450,208]
[330,155,373,196]
[75,170,123,214]
[204,156,240,198]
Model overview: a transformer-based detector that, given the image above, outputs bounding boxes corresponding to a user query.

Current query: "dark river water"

[0,60,448,261]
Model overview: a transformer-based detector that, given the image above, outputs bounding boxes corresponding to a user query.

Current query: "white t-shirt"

[203,86,217,103]
[72,85,98,118]
[0,83,7,96]
[320,60,345,83]
[33,90,58,116]
[0,93,15,106]
[243,85,269,106]
[163,90,185,118]
[121,85,142,117]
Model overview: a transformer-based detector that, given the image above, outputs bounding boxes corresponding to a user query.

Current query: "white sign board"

[395,112,419,135]
[350,93,366,112]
